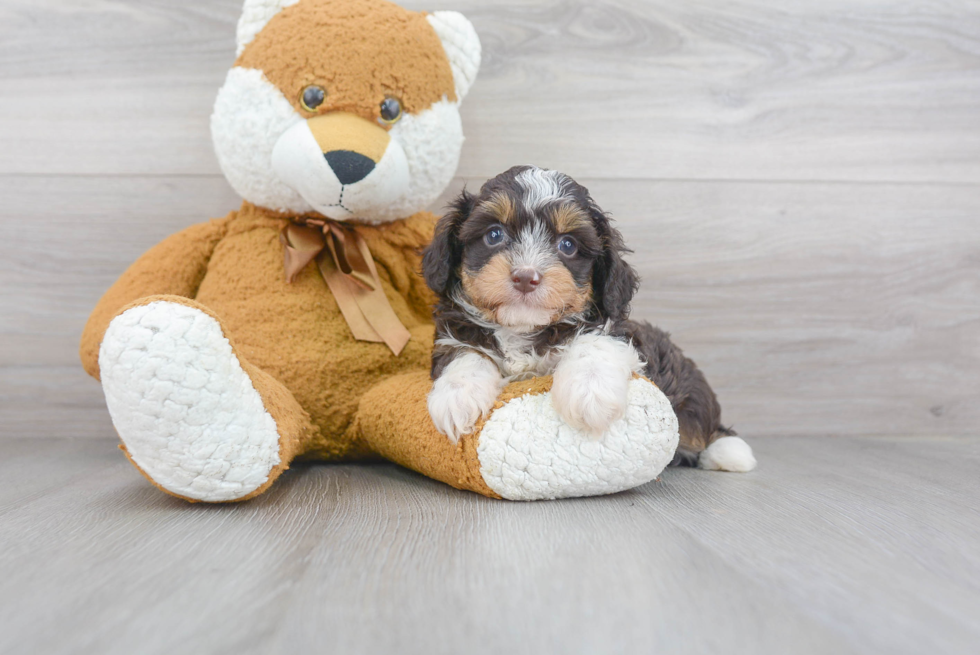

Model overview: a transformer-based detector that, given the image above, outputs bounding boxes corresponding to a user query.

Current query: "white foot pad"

[477,378,679,500]
[699,436,757,472]
[99,301,281,501]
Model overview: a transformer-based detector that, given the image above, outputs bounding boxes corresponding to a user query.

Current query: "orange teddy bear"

[80,0,680,503]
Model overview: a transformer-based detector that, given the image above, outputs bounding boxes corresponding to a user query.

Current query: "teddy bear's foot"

[99,299,288,502]
[476,377,679,500]
[357,372,679,501]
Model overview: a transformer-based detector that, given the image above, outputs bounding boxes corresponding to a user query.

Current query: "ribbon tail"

[317,249,412,356]
[317,255,386,344]
[350,286,412,356]
[350,231,412,355]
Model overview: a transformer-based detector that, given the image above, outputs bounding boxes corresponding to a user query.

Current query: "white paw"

[699,436,757,472]
[99,301,281,501]
[427,351,505,443]
[478,377,679,500]
[551,332,643,434]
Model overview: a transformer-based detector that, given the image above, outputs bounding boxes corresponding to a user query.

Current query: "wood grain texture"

[0,3,977,652]
[2,175,977,438]
[0,0,978,181]
[0,436,977,655]
[2,0,978,439]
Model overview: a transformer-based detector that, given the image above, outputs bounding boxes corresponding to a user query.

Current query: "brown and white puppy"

[422,166,756,472]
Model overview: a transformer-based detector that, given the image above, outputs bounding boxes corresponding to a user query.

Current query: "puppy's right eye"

[485,227,505,246]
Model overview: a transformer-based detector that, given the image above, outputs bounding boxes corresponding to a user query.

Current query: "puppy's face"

[424,166,638,328]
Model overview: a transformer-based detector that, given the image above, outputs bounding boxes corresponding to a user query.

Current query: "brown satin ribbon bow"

[280,219,411,356]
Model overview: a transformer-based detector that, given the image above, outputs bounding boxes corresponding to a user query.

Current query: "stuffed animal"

[79,0,680,503]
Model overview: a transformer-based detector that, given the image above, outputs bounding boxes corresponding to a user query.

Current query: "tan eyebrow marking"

[551,203,590,233]
[481,192,515,224]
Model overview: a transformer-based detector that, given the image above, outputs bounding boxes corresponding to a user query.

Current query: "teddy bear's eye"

[379,97,402,124]
[300,85,326,112]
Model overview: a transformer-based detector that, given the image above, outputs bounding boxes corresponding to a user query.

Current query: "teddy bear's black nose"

[324,150,376,185]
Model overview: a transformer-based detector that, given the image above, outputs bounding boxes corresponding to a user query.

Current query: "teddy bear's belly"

[193,227,435,459]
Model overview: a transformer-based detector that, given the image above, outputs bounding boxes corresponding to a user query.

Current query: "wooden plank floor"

[1,1,979,653]
[0,436,977,655]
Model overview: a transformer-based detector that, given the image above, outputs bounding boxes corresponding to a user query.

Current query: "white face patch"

[373,97,464,221]
[510,220,555,272]
[515,167,574,212]
[212,69,467,222]
[271,119,411,220]
[494,304,555,330]
[211,67,311,215]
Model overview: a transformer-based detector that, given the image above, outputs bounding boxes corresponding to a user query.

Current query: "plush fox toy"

[79,0,680,503]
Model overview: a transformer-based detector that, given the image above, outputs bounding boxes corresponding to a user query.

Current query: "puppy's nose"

[324,150,375,185]
[511,268,541,294]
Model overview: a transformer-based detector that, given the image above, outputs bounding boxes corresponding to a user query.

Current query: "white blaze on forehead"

[515,167,573,211]
[510,220,555,271]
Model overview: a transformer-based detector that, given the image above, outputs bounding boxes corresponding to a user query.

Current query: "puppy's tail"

[616,319,754,471]
[670,426,736,468]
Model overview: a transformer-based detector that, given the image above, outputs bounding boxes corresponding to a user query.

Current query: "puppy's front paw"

[428,352,505,443]
[552,368,629,434]
[551,333,642,435]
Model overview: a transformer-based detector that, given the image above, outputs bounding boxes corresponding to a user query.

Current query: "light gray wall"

[1,0,977,439]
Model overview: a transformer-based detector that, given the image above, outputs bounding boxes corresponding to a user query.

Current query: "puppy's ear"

[590,205,639,322]
[423,189,477,294]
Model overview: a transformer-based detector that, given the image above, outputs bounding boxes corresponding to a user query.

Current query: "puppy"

[421,166,755,472]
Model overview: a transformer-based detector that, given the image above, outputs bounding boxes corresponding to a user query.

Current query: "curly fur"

[423,166,745,463]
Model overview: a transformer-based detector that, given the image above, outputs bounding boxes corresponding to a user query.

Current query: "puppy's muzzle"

[511,267,541,294]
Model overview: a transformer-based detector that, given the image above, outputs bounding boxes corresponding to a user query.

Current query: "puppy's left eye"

[485,227,505,246]
[557,236,578,256]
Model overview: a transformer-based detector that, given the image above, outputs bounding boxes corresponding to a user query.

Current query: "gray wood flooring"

[1,1,979,653]
[1,436,978,655]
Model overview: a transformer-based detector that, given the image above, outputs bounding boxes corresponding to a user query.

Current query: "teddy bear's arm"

[79,217,231,380]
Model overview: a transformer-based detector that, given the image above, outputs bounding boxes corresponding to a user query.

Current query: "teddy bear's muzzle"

[271,112,410,221]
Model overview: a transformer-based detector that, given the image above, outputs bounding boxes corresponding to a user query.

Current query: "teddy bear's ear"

[236,0,301,57]
[427,11,482,101]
